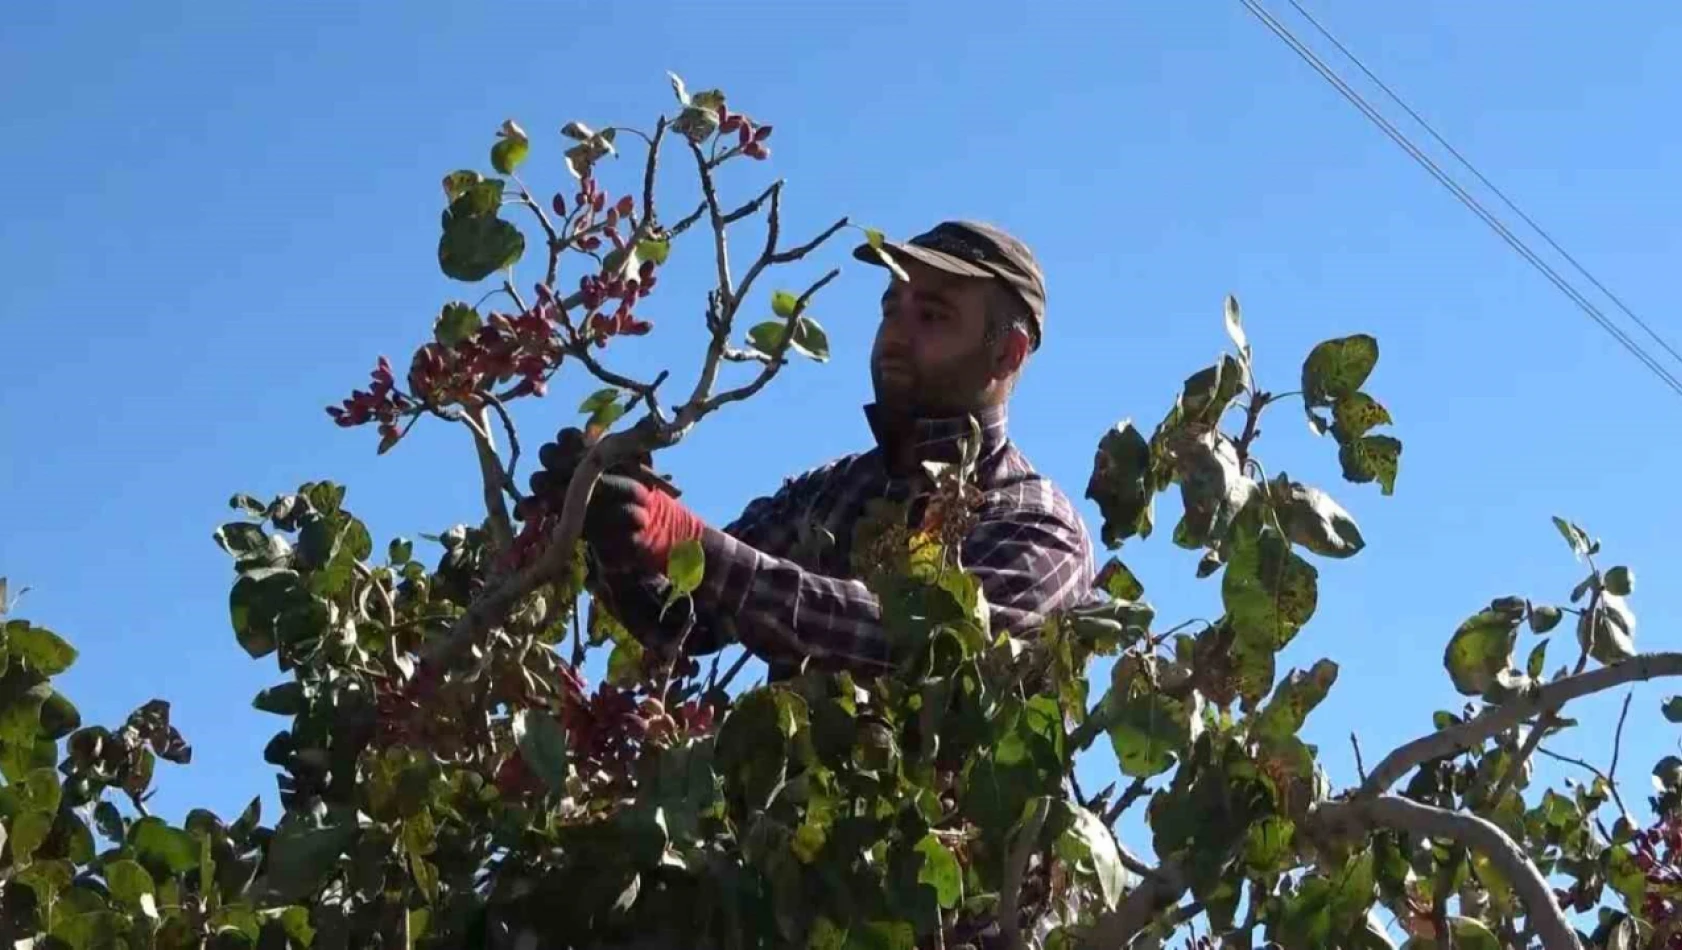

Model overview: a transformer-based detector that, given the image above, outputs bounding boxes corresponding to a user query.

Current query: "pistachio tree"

[0,75,1678,950]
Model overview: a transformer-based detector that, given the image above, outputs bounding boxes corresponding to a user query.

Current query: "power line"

[1238,0,1682,399]
[1283,0,1682,372]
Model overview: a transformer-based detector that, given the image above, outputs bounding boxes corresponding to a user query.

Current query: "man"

[529,220,1097,679]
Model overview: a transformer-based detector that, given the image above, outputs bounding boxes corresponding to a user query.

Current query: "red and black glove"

[528,427,705,575]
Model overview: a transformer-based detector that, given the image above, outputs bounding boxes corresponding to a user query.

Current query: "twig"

[722,182,779,226]
[1104,777,1150,826]
[1432,854,1459,950]
[999,798,1049,950]
[1608,689,1632,809]
[690,139,735,309]
[509,176,563,289]
[1534,746,1630,818]
[1069,772,1089,809]
[570,607,585,669]
[710,648,753,696]
[1351,733,1368,785]
[640,117,666,228]
[1309,796,1582,950]
[1116,842,1157,882]
[1357,652,1682,797]
[668,201,707,237]
[701,268,841,412]
[480,392,523,500]
[1234,387,1269,469]
[465,406,514,552]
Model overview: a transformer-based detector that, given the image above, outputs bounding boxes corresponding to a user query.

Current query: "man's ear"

[993,327,1029,380]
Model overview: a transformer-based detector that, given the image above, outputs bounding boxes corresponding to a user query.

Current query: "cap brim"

[851,240,993,279]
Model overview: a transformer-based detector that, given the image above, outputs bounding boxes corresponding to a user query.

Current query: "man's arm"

[581,461,844,659]
[686,492,1097,675]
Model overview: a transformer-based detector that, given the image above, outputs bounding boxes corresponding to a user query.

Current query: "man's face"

[869,260,1001,418]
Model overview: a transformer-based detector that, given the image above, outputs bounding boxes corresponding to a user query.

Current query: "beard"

[870,344,993,419]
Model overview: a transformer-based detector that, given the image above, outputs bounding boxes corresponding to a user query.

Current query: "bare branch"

[702,268,840,412]
[1087,862,1187,948]
[1608,689,1632,808]
[480,393,523,500]
[1358,652,1682,797]
[641,116,666,228]
[1104,776,1150,826]
[462,407,513,551]
[1352,733,1369,785]
[1534,745,1630,818]
[722,182,778,226]
[690,139,734,307]
[509,177,564,289]
[1310,796,1582,950]
[668,201,707,238]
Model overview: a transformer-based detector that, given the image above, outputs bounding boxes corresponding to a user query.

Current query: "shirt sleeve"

[692,487,1097,675]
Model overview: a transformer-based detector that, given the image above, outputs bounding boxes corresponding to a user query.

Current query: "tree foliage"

[2,77,1680,950]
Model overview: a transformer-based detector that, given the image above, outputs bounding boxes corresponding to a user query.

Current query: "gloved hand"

[528,427,703,576]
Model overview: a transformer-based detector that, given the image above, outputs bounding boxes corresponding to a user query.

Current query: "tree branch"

[1104,776,1151,826]
[1310,796,1581,950]
[701,268,840,412]
[464,407,513,551]
[1608,688,1631,810]
[999,798,1049,950]
[1534,745,1629,819]
[1087,861,1187,948]
[1358,652,1682,797]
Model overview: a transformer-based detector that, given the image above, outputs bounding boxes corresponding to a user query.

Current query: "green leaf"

[850,922,916,950]
[439,195,525,283]
[746,317,830,362]
[665,538,705,599]
[1173,431,1257,549]
[1223,294,1250,361]
[1604,565,1633,596]
[1243,816,1296,875]
[512,708,569,793]
[252,682,307,716]
[1302,334,1379,407]
[1275,479,1366,559]
[1331,392,1392,441]
[433,302,481,348]
[38,689,80,740]
[1529,605,1562,634]
[772,289,799,318]
[1662,696,1682,723]
[577,388,619,414]
[1404,917,1500,950]
[1252,659,1339,741]
[1095,558,1145,601]
[131,818,201,877]
[1053,804,1128,910]
[1578,594,1637,665]
[636,238,671,265]
[1337,435,1402,495]
[1222,528,1320,650]
[10,809,52,860]
[1178,356,1246,429]
[441,169,483,201]
[1526,640,1549,680]
[1444,609,1519,696]
[606,639,645,687]
[490,119,529,174]
[214,522,269,558]
[104,859,154,906]
[1551,516,1591,559]
[913,834,963,909]
[262,805,358,902]
[7,622,77,676]
[1085,420,1156,549]
[1105,689,1188,778]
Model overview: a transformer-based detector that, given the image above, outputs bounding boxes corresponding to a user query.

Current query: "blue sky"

[4,0,1681,870]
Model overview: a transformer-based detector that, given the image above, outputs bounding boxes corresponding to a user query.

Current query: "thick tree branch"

[1310,796,1581,950]
[1358,652,1682,797]
[1087,862,1187,948]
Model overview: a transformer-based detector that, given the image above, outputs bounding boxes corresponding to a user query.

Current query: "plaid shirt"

[595,402,1097,677]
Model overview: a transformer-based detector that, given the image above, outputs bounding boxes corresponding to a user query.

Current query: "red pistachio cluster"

[408,305,563,406]
[718,104,773,160]
[327,357,414,445]
[1634,814,1681,941]
[558,175,661,346]
[491,665,720,799]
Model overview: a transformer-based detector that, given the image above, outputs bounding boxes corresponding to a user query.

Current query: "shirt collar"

[863,401,1010,473]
